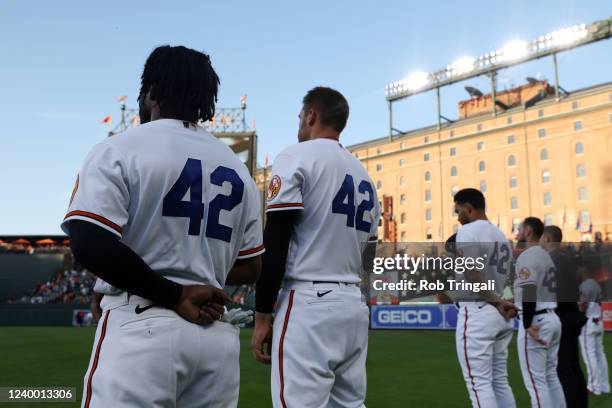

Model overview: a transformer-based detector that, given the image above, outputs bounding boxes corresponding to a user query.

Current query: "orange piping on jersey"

[266,203,304,210]
[65,211,123,235]
[238,244,265,256]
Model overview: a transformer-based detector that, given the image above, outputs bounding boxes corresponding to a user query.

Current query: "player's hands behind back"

[174,285,231,325]
[252,312,273,364]
[495,299,518,320]
[526,325,547,345]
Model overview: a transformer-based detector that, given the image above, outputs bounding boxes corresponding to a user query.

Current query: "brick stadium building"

[256,80,612,242]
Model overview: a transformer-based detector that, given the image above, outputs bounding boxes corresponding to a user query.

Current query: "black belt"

[313,281,354,285]
[592,318,600,324]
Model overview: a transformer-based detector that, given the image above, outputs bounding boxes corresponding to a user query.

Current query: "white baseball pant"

[579,318,610,395]
[81,292,240,408]
[455,303,516,408]
[517,310,565,408]
[271,281,369,408]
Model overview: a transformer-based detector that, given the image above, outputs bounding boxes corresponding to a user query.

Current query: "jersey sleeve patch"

[267,175,282,201]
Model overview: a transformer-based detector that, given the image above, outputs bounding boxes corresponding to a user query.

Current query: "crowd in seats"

[9,268,96,305]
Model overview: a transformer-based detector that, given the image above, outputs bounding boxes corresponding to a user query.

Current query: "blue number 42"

[162,158,244,241]
[331,174,374,233]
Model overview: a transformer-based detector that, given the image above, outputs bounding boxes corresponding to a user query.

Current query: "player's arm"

[68,221,229,325]
[521,283,546,345]
[226,256,262,285]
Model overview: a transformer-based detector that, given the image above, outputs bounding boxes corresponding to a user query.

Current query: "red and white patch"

[518,268,531,280]
[267,175,281,201]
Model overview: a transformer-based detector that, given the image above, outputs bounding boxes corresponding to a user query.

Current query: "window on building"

[479,180,487,193]
[509,175,518,188]
[378,218,382,227]
[578,187,588,201]
[425,189,431,202]
[512,218,521,232]
[540,148,549,161]
[477,124,483,131]
[399,158,406,166]
[426,228,432,240]
[576,164,585,178]
[477,141,485,151]
[449,130,455,138]
[424,153,430,161]
[538,109,544,118]
[399,142,404,149]
[400,231,406,241]
[376,148,380,154]
[425,208,432,221]
[399,176,405,187]
[574,120,582,131]
[575,142,584,155]
[511,197,518,210]
[400,194,406,205]
[542,170,551,183]
[543,191,552,206]
[450,147,456,156]
[451,185,459,197]
[572,101,579,110]
[507,134,515,144]
[478,161,485,172]
[507,155,516,167]
[450,166,457,177]
[544,214,553,226]
[538,128,546,138]
[424,136,429,143]
[377,180,382,189]
[507,116,513,124]
[424,171,431,181]
[376,163,382,171]
[401,213,406,224]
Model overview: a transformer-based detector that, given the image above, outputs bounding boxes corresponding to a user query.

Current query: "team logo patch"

[267,175,281,201]
[518,268,531,280]
[70,174,79,205]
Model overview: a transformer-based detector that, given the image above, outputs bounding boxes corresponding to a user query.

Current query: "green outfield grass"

[0,327,610,407]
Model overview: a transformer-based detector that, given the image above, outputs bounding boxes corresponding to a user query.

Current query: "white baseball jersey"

[580,278,602,319]
[62,119,263,289]
[266,138,380,283]
[514,245,557,311]
[455,220,512,300]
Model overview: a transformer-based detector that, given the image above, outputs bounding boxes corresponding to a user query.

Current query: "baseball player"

[514,217,565,408]
[578,268,610,395]
[452,188,518,408]
[63,45,263,407]
[251,87,380,407]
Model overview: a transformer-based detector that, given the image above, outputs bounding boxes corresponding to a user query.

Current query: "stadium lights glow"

[385,19,610,101]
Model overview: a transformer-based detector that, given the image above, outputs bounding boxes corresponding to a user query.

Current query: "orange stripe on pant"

[84,310,110,408]
[278,290,295,408]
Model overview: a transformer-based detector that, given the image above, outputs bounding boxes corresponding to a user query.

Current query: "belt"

[313,281,357,286]
[534,308,556,315]
[592,318,600,324]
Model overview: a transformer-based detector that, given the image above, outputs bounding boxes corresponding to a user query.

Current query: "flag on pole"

[252,116,257,130]
[264,152,269,168]
[131,115,140,126]
[101,115,112,124]
[116,95,128,104]
[240,94,247,108]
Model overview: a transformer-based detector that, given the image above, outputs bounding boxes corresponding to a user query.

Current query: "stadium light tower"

[384,17,612,140]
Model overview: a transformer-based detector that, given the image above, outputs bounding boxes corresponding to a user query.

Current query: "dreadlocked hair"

[138,45,220,123]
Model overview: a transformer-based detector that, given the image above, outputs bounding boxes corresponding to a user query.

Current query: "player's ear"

[307,109,317,127]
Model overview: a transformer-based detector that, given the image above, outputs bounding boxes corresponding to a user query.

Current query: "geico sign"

[377,309,432,324]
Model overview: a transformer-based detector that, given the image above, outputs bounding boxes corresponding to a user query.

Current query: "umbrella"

[36,238,55,246]
[13,238,30,245]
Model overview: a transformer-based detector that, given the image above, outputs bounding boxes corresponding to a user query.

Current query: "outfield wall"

[370,302,612,331]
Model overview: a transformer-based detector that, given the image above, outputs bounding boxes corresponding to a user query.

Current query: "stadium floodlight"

[385,17,611,101]
[404,71,430,91]
[448,57,475,77]
[500,40,529,62]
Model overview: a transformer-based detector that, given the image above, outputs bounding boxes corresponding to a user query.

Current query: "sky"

[1,0,610,235]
